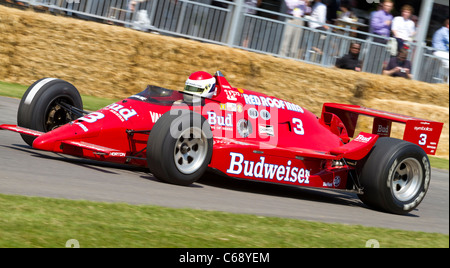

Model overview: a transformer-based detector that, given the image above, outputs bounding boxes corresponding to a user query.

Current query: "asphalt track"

[0,96,448,234]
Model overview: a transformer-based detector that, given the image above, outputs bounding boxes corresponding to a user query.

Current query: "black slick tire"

[17,78,83,146]
[358,137,431,215]
[147,109,213,186]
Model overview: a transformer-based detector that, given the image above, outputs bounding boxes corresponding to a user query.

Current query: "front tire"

[147,109,213,186]
[358,138,431,215]
[17,78,83,146]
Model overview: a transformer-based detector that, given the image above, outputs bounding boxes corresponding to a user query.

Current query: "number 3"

[418,133,427,146]
[78,112,105,123]
[292,118,304,135]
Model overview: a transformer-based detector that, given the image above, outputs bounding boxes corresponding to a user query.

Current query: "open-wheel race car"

[0,71,444,215]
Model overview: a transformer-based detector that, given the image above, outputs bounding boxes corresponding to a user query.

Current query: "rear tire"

[358,137,431,215]
[17,78,83,146]
[147,109,213,186]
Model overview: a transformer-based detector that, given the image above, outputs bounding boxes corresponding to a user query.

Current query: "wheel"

[147,109,213,186]
[357,137,431,215]
[17,78,83,146]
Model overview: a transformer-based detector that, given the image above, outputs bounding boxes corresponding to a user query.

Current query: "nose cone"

[32,121,102,152]
[32,134,55,151]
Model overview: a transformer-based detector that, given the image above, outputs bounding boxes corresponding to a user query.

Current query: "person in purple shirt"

[370,0,394,44]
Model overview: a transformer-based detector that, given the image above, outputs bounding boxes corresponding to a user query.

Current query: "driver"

[183,71,216,102]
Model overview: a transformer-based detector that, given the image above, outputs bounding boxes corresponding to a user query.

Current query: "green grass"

[0,81,117,111]
[430,156,450,170]
[0,194,447,248]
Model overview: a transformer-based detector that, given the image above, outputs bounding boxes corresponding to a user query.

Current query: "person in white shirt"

[306,0,328,58]
[391,5,416,52]
[308,0,328,31]
[280,0,311,57]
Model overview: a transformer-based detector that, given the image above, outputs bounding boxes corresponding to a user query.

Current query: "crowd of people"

[338,0,447,80]
[280,0,448,80]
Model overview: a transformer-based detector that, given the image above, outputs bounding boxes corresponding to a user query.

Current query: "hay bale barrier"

[0,6,448,157]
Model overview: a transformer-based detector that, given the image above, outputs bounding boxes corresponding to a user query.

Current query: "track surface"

[0,96,448,234]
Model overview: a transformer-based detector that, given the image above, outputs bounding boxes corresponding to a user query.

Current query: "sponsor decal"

[323,176,341,187]
[248,108,259,119]
[224,89,241,101]
[237,104,243,113]
[354,134,372,143]
[377,125,389,134]
[372,118,391,137]
[207,111,233,127]
[260,110,271,120]
[150,111,162,123]
[104,104,138,122]
[333,176,341,187]
[227,103,237,112]
[259,125,274,136]
[414,126,433,132]
[220,103,243,113]
[242,93,304,113]
[237,119,252,138]
[226,152,310,184]
[77,104,138,124]
[109,152,126,157]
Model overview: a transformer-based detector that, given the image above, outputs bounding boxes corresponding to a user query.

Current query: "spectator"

[335,42,362,71]
[309,0,328,31]
[307,0,328,57]
[391,5,416,52]
[5,0,26,6]
[280,0,311,57]
[432,18,449,70]
[242,0,263,48]
[129,0,151,31]
[370,0,394,44]
[325,0,339,24]
[383,48,412,79]
[337,2,354,20]
[369,2,383,34]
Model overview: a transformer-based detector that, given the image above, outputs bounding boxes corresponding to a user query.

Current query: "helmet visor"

[184,85,206,94]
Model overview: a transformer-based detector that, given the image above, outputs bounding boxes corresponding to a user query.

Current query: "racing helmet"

[184,71,216,100]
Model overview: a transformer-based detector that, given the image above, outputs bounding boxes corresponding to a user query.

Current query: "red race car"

[0,71,444,214]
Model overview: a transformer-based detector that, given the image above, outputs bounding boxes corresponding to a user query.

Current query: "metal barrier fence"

[9,0,449,83]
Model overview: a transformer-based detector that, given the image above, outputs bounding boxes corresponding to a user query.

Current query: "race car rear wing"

[321,103,444,155]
